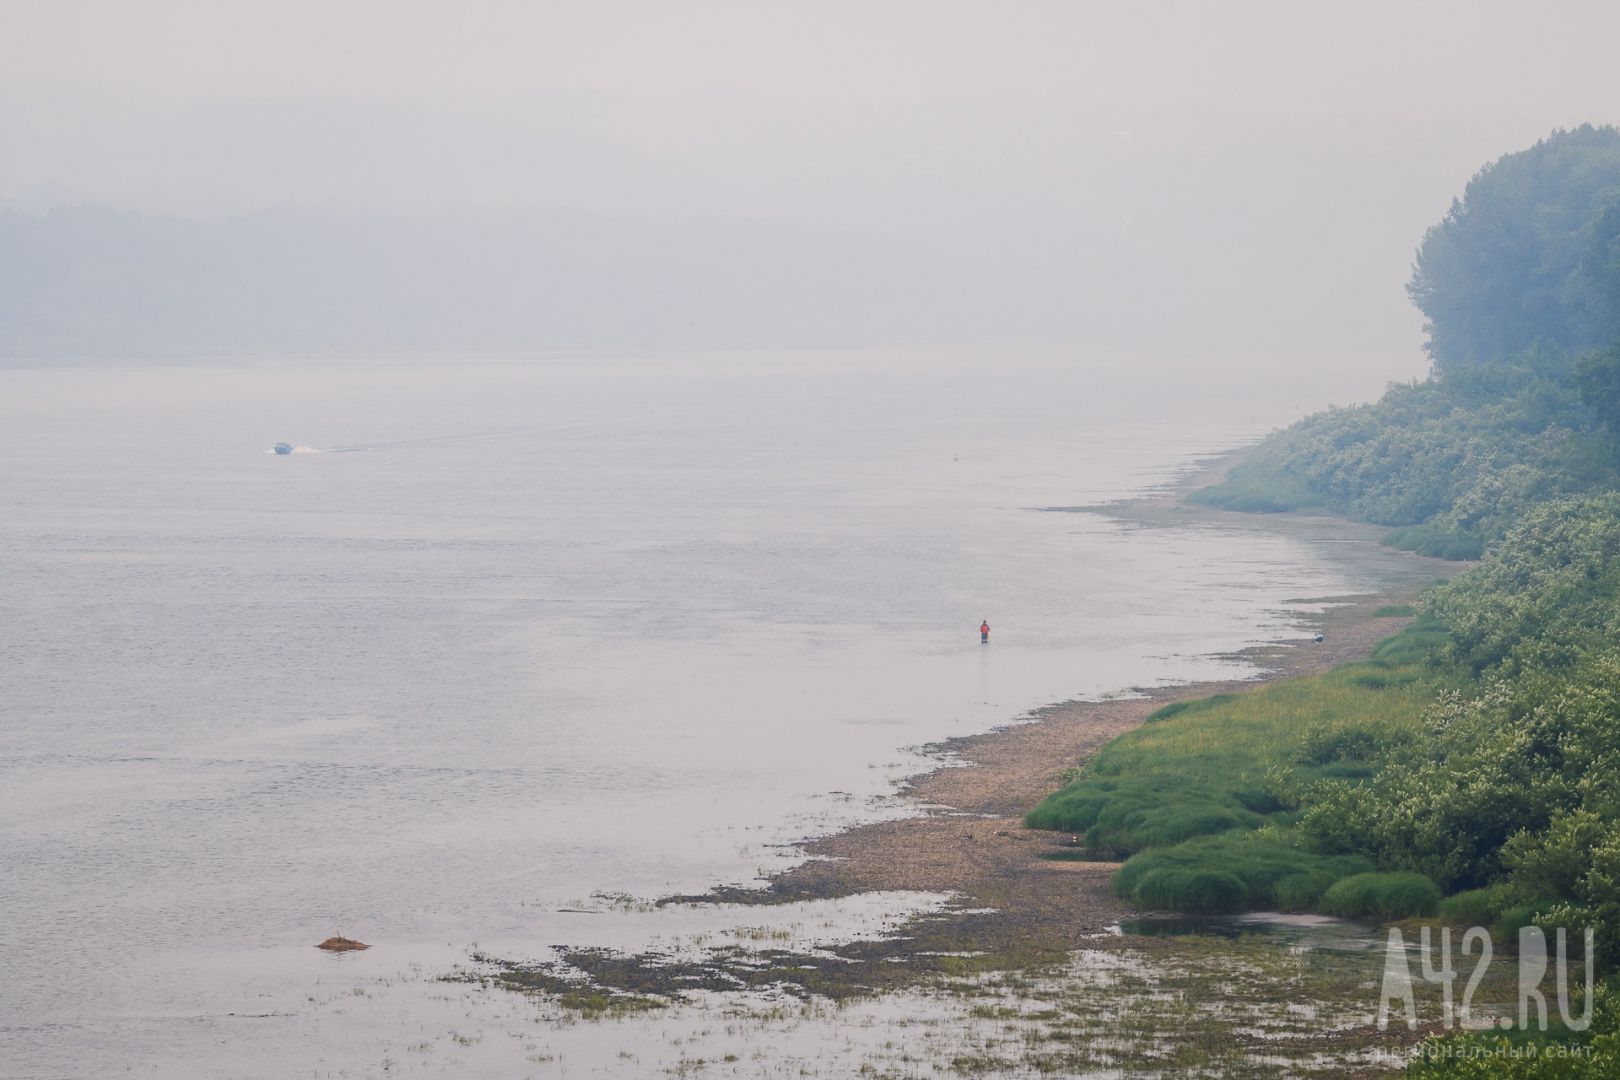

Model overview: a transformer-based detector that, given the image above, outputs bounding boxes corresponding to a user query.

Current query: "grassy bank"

[1025,126,1620,1075]
[1026,499,1620,1073]
[1027,616,1454,916]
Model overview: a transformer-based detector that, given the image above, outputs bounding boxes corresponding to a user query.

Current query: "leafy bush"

[1387,524,1485,560]
[1493,904,1546,943]
[1188,353,1613,555]
[1297,719,1409,765]
[1437,885,1513,928]
[1428,497,1620,674]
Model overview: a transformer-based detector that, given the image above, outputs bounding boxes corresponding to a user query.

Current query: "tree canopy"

[1409,124,1620,372]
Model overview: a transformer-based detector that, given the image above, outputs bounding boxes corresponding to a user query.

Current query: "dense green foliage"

[1193,128,1620,560]
[1113,831,1373,914]
[1406,978,1620,1078]
[1030,134,1620,1073]
[1409,124,1620,371]
[1026,635,1446,915]
[1188,369,1613,554]
[1030,502,1620,959]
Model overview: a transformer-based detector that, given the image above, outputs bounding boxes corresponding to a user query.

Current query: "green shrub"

[1437,885,1513,928]
[1405,977,1620,1078]
[1319,872,1441,919]
[1115,833,1373,914]
[1143,694,1236,723]
[1187,465,1329,514]
[1025,784,1261,851]
[1368,613,1451,665]
[1494,904,1548,942]
[1128,869,1249,914]
[1298,720,1407,765]
[1346,671,1394,689]
[1273,870,1338,911]
[1233,788,1288,814]
[1387,524,1486,560]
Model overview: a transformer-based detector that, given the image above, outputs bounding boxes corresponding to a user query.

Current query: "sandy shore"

[633,463,1467,992]
[749,591,1428,948]
[482,456,1479,1074]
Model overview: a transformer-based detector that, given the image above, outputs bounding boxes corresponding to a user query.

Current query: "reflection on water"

[1118,912,1387,952]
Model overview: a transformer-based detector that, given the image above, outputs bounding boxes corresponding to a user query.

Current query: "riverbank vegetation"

[1031,126,1620,1072]
[1192,124,1620,560]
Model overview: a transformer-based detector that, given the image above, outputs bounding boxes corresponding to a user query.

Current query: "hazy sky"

[4,0,1619,365]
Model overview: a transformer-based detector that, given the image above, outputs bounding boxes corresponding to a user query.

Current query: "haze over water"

[2,349,1418,1077]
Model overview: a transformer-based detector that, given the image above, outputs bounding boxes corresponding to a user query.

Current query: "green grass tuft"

[1026,654,1437,855]
[1492,904,1549,942]
[1186,464,1330,514]
[1319,872,1441,919]
[1437,885,1513,928]
[1144,694,1237,723]
[1385,524,1485,560]
[1115,832,1374,913]
[1128,869,1249,914]
[1368,612,1450,665]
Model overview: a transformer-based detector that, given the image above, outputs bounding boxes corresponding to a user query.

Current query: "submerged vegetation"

[1033,126,1620,1074]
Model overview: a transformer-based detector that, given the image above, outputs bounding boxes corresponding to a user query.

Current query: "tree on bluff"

[1409,124,1620,372]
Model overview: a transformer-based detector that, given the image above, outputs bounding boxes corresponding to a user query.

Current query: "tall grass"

[1385,523,1485,560]
[1027,621,1461,920]
[1369,612,1450,664]
[1186,464,1329,514]
[1437,885,1513,927]
[1025,650,1438,856]
[1114,832,1375,913]
[1319,872,1441,919]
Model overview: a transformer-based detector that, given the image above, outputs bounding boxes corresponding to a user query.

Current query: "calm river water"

[1,348,1420,1077]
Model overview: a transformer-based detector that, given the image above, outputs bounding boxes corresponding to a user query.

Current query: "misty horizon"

[5,2,1618,365]
[12,5,1620,1077]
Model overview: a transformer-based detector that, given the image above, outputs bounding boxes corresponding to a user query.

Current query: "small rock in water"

[316,936,370,952]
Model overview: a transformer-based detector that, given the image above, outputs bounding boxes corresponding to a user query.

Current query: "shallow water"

[1117,912,1388,951]
[2,348,1417,1077]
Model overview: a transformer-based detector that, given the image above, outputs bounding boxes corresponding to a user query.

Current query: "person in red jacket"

[980,620,990,644]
